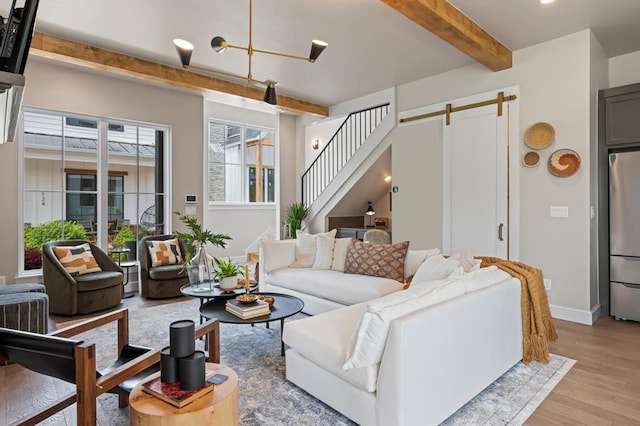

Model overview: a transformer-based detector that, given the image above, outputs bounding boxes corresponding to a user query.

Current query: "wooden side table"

[129,363,238,426]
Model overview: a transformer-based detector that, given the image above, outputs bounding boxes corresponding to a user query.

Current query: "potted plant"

[213,257,241,292]
[23,220,88,270]
[113,223,137,261]
[285,202,310,239]
[173,212,232,284]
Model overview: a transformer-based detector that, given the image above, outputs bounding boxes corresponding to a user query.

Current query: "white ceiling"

[22,0,640,107]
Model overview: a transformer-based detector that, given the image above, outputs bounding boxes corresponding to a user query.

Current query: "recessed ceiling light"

[540,0,555,4]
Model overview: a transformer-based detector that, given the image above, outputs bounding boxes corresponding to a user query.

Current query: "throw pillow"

[411,254,461,285]
[260,240,296,273]
[289,229,337,268]
[449,251,482,272]
[52,243,102,275]
[344,239,409,283]
[343,275,467,370]
[146,238,184,267]
[330,237,353,272]
[404,248,441,280]
[312,233,336,270]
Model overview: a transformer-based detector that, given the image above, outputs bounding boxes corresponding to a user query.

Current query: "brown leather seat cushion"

[75,271,123,291]
[149,264,187,281]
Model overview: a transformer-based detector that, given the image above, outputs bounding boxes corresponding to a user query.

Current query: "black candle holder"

[178,350,206,391]
[160,346,178,383]
[169,319,195,358]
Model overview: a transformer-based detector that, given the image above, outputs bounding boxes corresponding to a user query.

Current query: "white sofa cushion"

[290,230,337,268]
[449,251,482,272]
[267,268,405,306]
[411,254,462,284]
[312,233,336,270]
[260,240,296,273]
[404,248,441,280]
[463,265,511,292]
[343,275,467,370]
[283,303,380,392]
[330,237,353,272]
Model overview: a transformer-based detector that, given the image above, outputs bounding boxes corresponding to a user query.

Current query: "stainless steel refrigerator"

[609,151,640,321]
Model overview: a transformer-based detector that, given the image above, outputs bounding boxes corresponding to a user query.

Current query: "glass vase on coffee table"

[187,242,214,292]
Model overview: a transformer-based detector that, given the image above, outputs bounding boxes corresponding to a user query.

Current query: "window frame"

[207,119,277,207]
[18,107,171,276]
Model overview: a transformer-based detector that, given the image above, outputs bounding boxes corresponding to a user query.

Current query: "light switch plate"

[550,206,569,218]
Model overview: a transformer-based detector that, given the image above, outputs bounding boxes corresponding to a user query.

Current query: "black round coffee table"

[200,292,304,356]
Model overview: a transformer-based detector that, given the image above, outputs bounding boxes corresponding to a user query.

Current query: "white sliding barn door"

[443,103,510,258]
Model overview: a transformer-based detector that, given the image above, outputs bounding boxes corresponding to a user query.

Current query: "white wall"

[278,114,298,238]
[0,58,203,283]
[392,30,604,320]
[609,51,640,88]
[202,101,279,258]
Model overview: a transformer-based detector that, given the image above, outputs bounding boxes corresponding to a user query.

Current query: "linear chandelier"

[173,0,328,106]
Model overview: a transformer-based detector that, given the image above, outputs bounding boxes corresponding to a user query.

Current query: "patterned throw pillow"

[147,238,184,267]
[344,240,410,283]
[52,243,102,275]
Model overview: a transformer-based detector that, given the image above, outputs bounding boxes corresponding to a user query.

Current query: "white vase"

[219,276,237,292]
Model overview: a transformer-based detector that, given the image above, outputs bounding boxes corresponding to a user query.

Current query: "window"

[66,173,124,224]
[208,121,276,204]
[21,109,168,272]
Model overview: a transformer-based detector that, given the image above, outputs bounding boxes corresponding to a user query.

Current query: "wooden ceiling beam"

[29,32,329,117]
[380,0,512,71]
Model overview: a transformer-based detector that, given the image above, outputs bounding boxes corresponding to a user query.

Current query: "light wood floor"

[527,316,640,425]
[7,294,640,425]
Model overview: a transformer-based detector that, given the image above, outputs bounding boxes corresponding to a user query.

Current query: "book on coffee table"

[225,299,270,319]
[142,377,213,408]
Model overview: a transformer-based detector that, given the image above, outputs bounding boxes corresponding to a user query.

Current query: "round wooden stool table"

[129,363,238,426]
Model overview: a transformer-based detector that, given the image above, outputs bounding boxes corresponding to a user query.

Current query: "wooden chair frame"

[2,308,219,426]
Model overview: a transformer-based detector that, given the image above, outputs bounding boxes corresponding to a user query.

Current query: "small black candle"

[169,319,195,357]
[179,350,206,391]
[160,346,178,383]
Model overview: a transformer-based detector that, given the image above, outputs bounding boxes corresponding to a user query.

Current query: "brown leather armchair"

[139,234,189,298]
[42,240,124,315]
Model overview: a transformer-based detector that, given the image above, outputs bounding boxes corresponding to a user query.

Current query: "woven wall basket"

[524,122,555,150]
[548,148,580,177]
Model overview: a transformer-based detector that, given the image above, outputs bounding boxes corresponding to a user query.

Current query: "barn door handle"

[498,223,504,241]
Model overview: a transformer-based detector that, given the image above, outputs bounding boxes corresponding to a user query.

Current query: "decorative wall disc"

[522,151,540,167]
[524,122,555,150]
[548,148,580,177]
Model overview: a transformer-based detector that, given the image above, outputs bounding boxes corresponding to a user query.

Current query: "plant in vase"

[213,257,241,292]
[173,212,232,288]
[112,223,137,261]
[285,202,309,239]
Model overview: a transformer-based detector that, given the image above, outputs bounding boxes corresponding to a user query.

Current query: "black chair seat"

[100,344,159,394]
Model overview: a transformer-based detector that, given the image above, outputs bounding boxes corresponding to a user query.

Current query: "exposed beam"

[29,32,329,117]
[380,0,512,71]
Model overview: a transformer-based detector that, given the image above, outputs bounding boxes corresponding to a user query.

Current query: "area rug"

[50,299,574,425]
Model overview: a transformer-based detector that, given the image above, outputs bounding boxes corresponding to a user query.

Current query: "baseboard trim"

[550,304,600,325]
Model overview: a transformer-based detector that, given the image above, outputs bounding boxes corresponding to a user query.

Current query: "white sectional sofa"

[283,269,523,426]
[259,232,525,425]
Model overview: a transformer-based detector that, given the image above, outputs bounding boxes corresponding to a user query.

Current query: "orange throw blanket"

[479,257,558,363]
